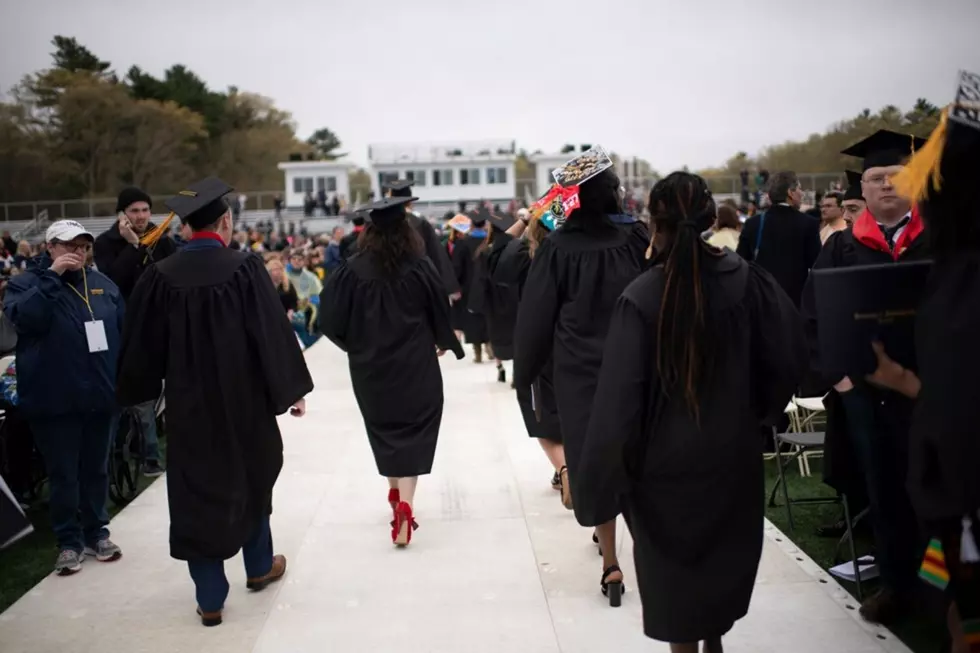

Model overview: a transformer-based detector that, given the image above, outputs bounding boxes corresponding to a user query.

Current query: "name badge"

[84,320,109,353]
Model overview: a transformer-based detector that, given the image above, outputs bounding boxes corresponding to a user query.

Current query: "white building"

[368,140,517,205]
[277,160,352,208]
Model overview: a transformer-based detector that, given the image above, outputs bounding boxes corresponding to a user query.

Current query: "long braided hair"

[648,172,720,423]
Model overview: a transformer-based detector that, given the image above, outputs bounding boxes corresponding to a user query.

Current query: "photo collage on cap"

[950,69,980,129]
[551,145,614,188]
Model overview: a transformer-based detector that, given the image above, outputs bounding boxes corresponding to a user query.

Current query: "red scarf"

[851,206,923,260]
[353,225,364,234]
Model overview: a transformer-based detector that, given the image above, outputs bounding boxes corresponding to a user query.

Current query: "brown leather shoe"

[196,607,222,627]
[859,587,908,625]
[246,554,287,591]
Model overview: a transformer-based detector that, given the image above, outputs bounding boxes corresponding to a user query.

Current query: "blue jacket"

[4,255,124,417]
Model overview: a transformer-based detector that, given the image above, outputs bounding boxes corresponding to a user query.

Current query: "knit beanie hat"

[116,187,153,213]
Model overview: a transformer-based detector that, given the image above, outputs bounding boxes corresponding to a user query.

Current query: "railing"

[0,172,853,223]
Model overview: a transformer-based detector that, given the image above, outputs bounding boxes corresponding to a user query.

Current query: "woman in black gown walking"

[514,163,649,605]
[575,172,807,651]
[319,196,464,547]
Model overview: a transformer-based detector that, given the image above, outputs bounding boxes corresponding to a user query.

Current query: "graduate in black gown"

[451,210,492,362]
[513,157,648,605]
[338,212,366,260]
[468,207,522,382]
[575,172,807,650]
[319,195,464,547]
[117,177,314,627]
[867,85,980,653]
[492,209,566,489]
[801,129,930,625]
[384,180,461,302]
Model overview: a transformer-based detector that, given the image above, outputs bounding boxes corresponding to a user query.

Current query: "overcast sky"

[2,0,978,171]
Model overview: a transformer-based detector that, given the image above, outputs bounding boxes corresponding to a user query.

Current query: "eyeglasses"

[863,175,893,187]
[53,241,92,253]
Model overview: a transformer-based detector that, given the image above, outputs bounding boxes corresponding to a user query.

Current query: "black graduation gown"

[117,241,314,561]
[493,237,562,443]
[513,217,649,483]
[339,230,360,260]
[468,232,518,359]
[800,222,930,495]
[451,233,490,345]
[409,214,460,297]
[576,252,808,642]
[910,252,980,525]
[319,254,465,477]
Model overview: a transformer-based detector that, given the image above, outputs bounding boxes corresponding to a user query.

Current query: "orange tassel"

[892,108,949,205]
[139,212,177,248]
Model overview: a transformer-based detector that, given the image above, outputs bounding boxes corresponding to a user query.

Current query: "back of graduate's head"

[186,203,234,245]
[357,204,423,277]
[574,168,623,226]
[647,171,719,423]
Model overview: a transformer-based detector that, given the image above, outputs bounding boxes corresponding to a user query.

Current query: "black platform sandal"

[593,531,602,556]
[601,565,625,608]
[497,363,506,383]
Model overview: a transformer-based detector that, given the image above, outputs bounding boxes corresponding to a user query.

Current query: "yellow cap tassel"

[891,109,950,205]
[139,212,177,248]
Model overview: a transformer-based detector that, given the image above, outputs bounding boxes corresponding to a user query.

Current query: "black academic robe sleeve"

[575,294,651,527]
[414,216,460,296]
[747,264,808,424]
[513,238,561,388]
[117,265,168,407]
[240,255,314,414]
[418,258,465,359]
[467,252,491,316]
[318,264,355,352]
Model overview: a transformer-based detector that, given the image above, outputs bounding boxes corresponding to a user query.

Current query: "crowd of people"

[0,79,977,652]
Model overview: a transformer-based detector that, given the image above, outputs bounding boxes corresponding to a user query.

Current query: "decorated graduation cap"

[447,213,471,234]
[164,177,234,231]
[843,170,864,201]
[892,69,980,212]
[359,195,417,228]
[384,179,415,198]
[841,129,928,172]
[551,145,614,188]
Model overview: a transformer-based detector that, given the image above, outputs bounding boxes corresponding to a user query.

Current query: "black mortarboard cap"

[843,170,864,201]
[384,179,415,198]
[467,209,486,227]
[841,129,928,172]
[165,177,234,230]
[360,195,417,228]
[486,209,515,232]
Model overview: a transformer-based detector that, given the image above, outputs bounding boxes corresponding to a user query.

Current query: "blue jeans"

[30,412,114,553]
[840,389,921,590]
[187,517,273,613]
[109,400,160,463]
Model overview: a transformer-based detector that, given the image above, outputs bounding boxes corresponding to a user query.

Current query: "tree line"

[697,99,942,185]
[0,36,344,203]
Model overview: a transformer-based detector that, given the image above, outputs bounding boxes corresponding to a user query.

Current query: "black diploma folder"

[812,260,932,377]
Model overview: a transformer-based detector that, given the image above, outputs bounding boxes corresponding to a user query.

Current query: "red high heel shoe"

[391,501,418,547]
[387,488,400,514]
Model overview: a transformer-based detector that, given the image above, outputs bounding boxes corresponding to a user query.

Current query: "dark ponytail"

[648,172,719,423]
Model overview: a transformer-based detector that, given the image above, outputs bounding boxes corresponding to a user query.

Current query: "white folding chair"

[792,395,828,476]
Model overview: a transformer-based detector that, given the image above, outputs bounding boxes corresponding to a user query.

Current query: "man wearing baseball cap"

[94,187,176,477]
[4,220,125,575]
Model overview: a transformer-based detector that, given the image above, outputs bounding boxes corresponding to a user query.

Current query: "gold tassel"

[892,109,949,204]
[139,212,177,247]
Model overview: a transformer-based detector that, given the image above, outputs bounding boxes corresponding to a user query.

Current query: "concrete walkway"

[0,342,910,653]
